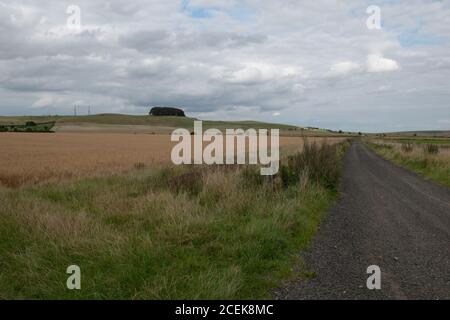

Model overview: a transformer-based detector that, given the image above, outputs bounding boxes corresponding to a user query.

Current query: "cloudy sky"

[1,0,449,132]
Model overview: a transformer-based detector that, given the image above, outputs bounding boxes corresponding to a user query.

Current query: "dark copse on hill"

[149,106,186,117]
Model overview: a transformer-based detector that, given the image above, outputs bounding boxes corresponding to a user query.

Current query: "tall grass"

[280,141,342,190]
[0,141,348,299]
[401,143,414,153]
[423,144,439,155]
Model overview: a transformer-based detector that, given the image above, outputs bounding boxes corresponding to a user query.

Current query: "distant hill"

[0,114,297,134]
[0,113,346,136]
[385,130,450,138]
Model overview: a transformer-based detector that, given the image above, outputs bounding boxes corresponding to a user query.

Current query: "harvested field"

[0,132,346,187]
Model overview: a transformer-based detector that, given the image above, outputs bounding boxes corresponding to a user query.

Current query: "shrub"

[423,144,439,154]
[401,143,413,153]
[280,141,341,190]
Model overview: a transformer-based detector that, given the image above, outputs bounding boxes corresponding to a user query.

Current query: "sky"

[0,0,449,132]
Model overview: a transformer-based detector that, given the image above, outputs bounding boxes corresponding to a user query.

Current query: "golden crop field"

[0,132,346,187]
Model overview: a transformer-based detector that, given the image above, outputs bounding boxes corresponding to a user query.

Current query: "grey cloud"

[0,0,449,131]
[119,29,267,53]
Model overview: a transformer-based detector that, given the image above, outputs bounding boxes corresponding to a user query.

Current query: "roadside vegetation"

[0,139,348,299]
[0,121,54,133]
[368,139,450,187]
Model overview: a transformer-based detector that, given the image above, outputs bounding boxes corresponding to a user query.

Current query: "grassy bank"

[0,141,348,299]
[368,141,450,187]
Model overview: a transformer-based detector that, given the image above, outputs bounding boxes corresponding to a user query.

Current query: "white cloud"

[367,54,399,73]
[31,95,54,108]
[225,63,300,85]
[329,61,360,76]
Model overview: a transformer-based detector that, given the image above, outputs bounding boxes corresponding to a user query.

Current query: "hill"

[0,114,341,136]
[385,130,450,138]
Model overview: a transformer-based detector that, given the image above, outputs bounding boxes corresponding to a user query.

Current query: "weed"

[401,143,413,152]
[423,144,439,154]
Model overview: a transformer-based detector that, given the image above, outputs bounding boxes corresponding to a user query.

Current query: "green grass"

[368,142,450,187]
[0,141,348,299]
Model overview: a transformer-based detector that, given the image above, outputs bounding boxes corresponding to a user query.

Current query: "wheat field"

[0,132,346,187]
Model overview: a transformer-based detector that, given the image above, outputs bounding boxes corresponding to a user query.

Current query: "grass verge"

[0,140,349,299]
[367,141,450,187]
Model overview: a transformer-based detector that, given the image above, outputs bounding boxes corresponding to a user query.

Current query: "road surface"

[276,141,450,299]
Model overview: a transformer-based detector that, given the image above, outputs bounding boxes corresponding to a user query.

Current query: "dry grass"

[0,132,345,187]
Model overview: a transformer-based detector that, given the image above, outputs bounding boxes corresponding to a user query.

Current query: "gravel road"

[276,141,450,299]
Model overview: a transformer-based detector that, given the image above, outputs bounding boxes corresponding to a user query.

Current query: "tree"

[149,107,185,117]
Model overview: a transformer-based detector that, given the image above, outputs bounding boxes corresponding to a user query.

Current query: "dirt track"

[276,141,450,299]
